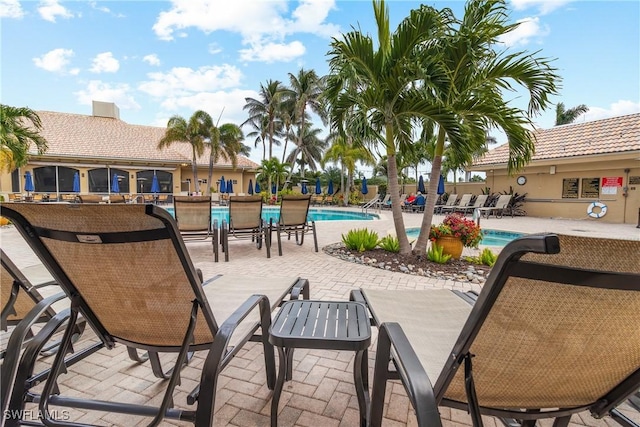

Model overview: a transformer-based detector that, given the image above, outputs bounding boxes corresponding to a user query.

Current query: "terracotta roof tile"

[474,113,640,166]
[29,110,259,169]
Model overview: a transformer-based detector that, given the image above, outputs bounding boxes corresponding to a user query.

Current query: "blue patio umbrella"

[272,184,277,194]
[361,177,368,195]
[327,180,334,195]
[219,177,226,194]
[151,174,160,193]
[248,179,254,195]
[418,175,426,193]
[227,179,233,194]
[315,178,321,195]
[254,181,261,193]
[111,174,120,194]
[24,171,34,194]
[437,174,445,195]
[72,171,80,193]
[301,182,308,194]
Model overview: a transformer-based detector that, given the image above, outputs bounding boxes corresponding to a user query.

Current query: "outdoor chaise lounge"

[174,195,218,261]
[220,195,270,262]
[434,193,458,214]
[478,194,512,218]
[352,233,640,427]
[455,194,488,216]
[270,194,318,256]
[440,193,472,214]
[0,203,310,426]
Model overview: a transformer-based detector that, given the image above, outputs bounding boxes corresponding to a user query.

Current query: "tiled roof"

[29,110,259,169]
[473,113,640,166]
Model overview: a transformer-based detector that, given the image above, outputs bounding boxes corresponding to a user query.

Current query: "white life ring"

[587,202,607,218]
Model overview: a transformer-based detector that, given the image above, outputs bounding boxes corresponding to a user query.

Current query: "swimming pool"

[163,207,379,222]
[406,228,524,247]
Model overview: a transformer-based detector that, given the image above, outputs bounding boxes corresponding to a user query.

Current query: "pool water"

[163,207,379,222]
[406,228,524,247]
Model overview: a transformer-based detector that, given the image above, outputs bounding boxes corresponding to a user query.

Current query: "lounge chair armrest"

[373,322,443,427]
[1,292,67,418]
[289,278,310,300]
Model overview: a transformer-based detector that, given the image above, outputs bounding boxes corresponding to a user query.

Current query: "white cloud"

[89,1,110,13]
[89,52,120,73]
[74,80,140,110]
[510,0,573,15]
[582,100,640,122]
[138,64,243,98]
[33,48,75,73]
[152,0,338,63]
[159,88,258,124]
[0,0,24,18]
[208,43,222,55]
[239,40,305,63]
[143,54,161,66]
[38,0,74,22]
[499,17,549,47]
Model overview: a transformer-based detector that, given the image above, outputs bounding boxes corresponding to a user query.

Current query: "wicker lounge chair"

[220,195,270,262]
[478,194,512,218]
[174,195,218,261]
[0,203,310,426]
[434,193,458,214]
[353,234,640,427]
[270,194,318,256]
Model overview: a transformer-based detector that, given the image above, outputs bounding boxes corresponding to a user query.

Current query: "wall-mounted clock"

[517,176,527,185]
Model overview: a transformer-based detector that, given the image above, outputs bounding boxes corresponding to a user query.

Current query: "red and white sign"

[602,177,623,187]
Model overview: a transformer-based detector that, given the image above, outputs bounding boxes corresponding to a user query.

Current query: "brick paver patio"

[2,208,639,426]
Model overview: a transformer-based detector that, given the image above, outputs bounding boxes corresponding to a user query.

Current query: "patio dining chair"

[353,233,640,427]
[270,194,318,256]
[174,195,218,261]
[0,203,310,427]
[220,195,270,262]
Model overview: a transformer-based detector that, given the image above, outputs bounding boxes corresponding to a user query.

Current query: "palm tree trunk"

[207,155,214,195]
[414,127,446,254]
[385,126,411,254]
[192,147,199,194]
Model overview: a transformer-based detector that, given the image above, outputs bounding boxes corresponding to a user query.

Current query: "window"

[11,169,20,193]
[111,168,130,194]
[88,168,109,193]
[33,166,57,192]
[135,170,172,193]
[58,167,79,192]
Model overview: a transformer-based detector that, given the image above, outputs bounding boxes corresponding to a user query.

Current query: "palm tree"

[257,157,290,202]
[411,0,560,254]
[555,102,588,125]
[326,1,461,254]
[286,123,328,176]
[289,69,326,158]
[158,110,212,194]
[323,134,375,206]
[0,104,48,172]
[243,80,287,159]
[207,120,244,194]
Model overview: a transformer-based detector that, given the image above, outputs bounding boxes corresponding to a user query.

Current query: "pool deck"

[2,208,639,426]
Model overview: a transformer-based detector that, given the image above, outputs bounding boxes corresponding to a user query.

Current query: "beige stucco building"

[0,101,259,201]
[461,113,640,225]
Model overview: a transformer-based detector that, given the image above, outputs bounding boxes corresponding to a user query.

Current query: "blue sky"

[1,0,639,171]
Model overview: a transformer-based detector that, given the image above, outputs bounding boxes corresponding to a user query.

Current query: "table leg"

[271,346,288,427]
[354,349,369,427]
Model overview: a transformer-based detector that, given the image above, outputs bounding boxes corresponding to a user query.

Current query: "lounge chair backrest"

[0,204,219,349]
[1,251,45,322]
[279,195,311,227]
[456,194,472,207]
[174,195,212,232]
[229,195,263,230]
[472,194,488,207]
[445,194,458,206]
[439,234,640,412]
[494,194,512,208]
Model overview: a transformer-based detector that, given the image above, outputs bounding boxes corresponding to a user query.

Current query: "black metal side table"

[269,300,371,427]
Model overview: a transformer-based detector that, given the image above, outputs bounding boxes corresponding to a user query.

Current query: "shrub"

[378,235,400,253]
[426,243,451,264]
[479,248,497,266]
[342,228,380,252]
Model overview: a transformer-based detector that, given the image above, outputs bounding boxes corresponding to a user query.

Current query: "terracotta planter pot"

[435,236,464,259]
